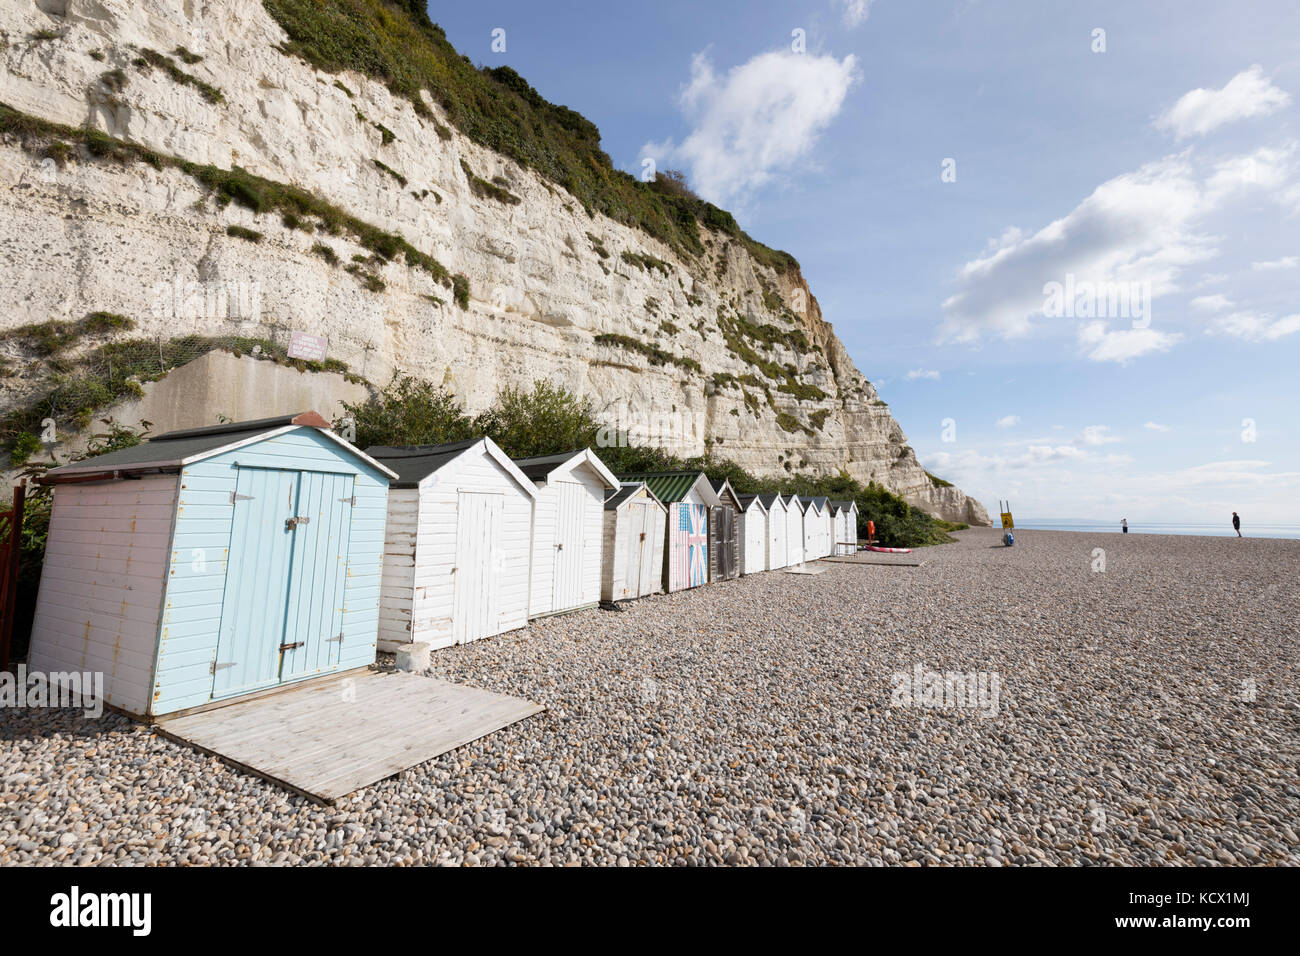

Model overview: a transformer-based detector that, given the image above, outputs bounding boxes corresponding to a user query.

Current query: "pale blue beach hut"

[28,412,396,719]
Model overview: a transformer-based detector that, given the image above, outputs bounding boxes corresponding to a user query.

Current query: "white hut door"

[623,502,645,599]
[551,482,585,611]
[453,492,501,643]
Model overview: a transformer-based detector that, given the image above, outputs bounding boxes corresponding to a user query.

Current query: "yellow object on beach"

[999,499,1014,529]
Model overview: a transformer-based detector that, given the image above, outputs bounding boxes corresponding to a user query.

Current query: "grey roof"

[808,496,830,512]
[736,493,765,511]
[709,478,742,510]
[513,449,586,481]
[44,413,330,478]
[758,492,784,509]
[829,499,855,513]
[366,438,481,487]
[604,481,662,511]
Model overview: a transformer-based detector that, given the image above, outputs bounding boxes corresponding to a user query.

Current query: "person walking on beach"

[1121,518,1128,534]
[1232,512,1242,537]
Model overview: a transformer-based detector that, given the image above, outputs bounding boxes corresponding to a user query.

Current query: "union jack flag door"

[669,502,709,591]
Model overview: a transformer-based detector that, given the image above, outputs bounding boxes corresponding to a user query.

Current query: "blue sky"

[427,0,1300,524]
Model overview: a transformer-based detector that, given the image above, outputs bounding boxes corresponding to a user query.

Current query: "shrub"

[225,224,263,242]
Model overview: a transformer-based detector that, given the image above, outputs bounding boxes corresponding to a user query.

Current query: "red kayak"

[864,545,912,553]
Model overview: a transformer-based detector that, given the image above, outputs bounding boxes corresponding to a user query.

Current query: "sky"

[426,0,1300,525]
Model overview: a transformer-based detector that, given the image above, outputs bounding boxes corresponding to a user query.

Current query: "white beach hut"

[808,496,834,558]
[368,438,537,652]
[759,493,788,570]
[601,482,668,603]
[736,493,769,575]
[785,494,806,567]
[514,449,620,618]
[803,497,824,559]
[830,500,858,554]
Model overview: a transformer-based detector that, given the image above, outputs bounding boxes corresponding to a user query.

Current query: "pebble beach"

[2,527,1296,866]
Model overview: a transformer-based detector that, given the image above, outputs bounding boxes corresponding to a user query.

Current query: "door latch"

[279,641,305,652]
[285,515,311,530]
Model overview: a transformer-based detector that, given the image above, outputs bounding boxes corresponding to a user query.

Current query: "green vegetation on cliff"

[262,0,798,271]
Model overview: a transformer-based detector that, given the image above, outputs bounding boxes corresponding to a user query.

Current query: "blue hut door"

[281,471,355,681]
[212,467,299,698]
[212,468,354,698]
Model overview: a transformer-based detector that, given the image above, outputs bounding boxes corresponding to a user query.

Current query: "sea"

[1012,518,1300,540]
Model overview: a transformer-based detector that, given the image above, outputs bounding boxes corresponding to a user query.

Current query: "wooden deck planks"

[156,670,545,803]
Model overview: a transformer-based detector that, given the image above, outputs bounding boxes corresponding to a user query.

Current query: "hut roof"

[367,437,536,495]
[604,481,666,512]
[513,448,618,488]
[42,411,397,482]
[617,471,721,506]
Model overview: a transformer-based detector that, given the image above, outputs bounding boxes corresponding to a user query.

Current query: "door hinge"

[279,641,305,652]
[210,661,236,674]
[327,633,344,643]
[230,492,254,504]
[338,496,356,505]
[285,515,311,530]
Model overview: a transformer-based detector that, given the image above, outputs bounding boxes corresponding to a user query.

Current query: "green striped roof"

[618,471,706,503]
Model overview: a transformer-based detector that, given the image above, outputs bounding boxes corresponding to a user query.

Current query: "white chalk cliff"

[0,0,989,525]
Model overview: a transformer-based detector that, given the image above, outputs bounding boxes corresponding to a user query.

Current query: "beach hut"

[368,438,537,652]
[27,412,395,719]
[708,478,743,582]
[601,482,668,603]
[736,494,769,575]
[619,472,720,592]
[759,493,789,570]
[830,500,858,554]
[808,496,833,558]
[785,494,806,566]
[514,449,620,618]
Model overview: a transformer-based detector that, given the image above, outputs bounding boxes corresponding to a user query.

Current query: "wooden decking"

[157,670,544,803]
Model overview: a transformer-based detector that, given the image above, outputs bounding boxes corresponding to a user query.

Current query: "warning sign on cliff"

[287,331,328,362]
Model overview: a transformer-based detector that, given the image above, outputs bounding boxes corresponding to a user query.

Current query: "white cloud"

[1077,425,1121,446]
[1155,65,1290,139]
[906,368,940,380]
[996,415,1020,428]
[1143,422,1171,432]
[1208,311,1300,342]
[939,154,1213,344]
[1077,321,1182,364]
[643,49,860,206]
[1251,256,1298,271]
[834,0,875,28]
[1190,293,1232,311]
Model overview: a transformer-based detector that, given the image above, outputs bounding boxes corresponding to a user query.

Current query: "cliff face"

[0,0,989,525]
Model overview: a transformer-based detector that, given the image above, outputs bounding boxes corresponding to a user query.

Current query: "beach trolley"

[785,494,806,566]
[601,482,668,603]
[707,478,743,582]
[368,438,536,652]
[836,500,860,554]
[514,449,619,619]
[27,412,395,719]
[736,494,769,575]
[760,493,789,570]
[619,472,720,592]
